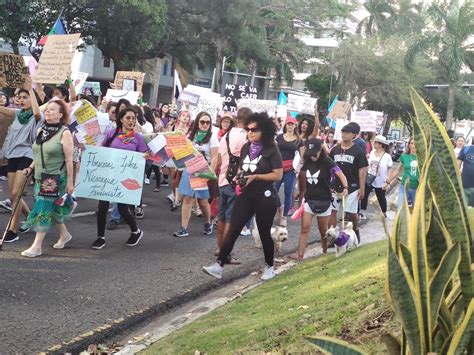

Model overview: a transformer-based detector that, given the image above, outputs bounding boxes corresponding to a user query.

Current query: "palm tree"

[356,0,397,37]
[405,0,474,129]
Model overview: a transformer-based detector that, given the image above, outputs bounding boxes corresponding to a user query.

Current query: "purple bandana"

[249,142,263,160]
[335,232,350,247]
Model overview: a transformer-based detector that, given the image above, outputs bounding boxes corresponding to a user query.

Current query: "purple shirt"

[102,128,148,152]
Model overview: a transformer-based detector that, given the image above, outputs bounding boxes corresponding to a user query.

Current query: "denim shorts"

[218,184,237,222]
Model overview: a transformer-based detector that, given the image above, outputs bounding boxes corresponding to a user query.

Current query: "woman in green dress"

[21,100,74,257]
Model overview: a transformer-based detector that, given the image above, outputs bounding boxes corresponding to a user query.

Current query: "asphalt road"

[0,178,317,354]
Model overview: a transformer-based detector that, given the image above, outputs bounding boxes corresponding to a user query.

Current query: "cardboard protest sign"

[105,89,139,105]
[327,100,351,121]
[351,110,381,132]
[75,145,145,205]
[223,83,258,113]
[177,90,200,106]
[34,33,81,84]
[237,99,277,115]
[0,53,32,89]
[81,81,101,96]
[71,71,88,94]
[114,71,145,93]
[286,94,317,115]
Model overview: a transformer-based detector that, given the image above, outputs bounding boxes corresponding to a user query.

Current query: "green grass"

[143,241,399,354]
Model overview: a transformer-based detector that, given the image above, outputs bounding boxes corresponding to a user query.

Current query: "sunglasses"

[245,127,260,133]
[199,120,211,125]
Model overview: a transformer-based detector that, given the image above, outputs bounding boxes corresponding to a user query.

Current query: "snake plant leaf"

[381,333,401,355]
[429,243,461,332]
[399,243,413,279]
[411,113,428,170]
[387,241,424,354]
[446,298,474,355]
[426,205,450,272]
[305,336,366,354]
[392,190,411,250]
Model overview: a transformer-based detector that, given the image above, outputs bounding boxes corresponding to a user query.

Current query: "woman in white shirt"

[360,135,393,218]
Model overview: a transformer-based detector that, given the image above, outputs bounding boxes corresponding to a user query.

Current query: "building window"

[163,60,169,76]
[103,56,111,68]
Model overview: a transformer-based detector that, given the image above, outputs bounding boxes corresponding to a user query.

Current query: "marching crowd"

[0,78,473,282]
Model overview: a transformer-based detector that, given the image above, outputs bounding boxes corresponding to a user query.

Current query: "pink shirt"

[218,127,247,187]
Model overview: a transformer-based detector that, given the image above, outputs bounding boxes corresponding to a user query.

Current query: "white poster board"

[105,89,139,105]
[286,94,317,115]
[334,119,349,141]
[71,71,88,94]
[237,99,277,115]
[189,92,223,123]
[351,110,382,132]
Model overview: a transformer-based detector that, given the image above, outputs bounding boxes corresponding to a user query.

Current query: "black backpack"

[225,132,241,186]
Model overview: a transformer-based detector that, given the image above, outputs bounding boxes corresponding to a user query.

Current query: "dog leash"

[341,193,345,228]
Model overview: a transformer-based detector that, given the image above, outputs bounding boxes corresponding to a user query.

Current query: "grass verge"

[142,241,399,354]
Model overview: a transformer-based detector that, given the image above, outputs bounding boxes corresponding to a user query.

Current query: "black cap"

[306,138,322,155]
[341,122,360,134]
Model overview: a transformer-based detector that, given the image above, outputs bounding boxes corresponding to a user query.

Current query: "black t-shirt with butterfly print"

[302,156,338,201]
[239,142,282,192]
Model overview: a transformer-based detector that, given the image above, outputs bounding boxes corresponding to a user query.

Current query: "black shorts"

[7,157,33,173]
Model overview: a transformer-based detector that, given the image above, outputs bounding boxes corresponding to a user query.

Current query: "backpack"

[225,132,241,186]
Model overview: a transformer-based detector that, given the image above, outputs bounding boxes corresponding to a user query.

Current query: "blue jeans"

[111,202,121,222]
[397,185,417,210]
[274,170,297,216]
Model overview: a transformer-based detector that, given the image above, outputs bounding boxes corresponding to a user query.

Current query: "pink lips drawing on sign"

[121,179,142,190]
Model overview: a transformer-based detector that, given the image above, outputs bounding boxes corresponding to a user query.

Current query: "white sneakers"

[20,249,42,258]
[261,265,275,281]
[202,262,223,279]
[53,233,72,249]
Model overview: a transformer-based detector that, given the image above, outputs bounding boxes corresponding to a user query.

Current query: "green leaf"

[381,333,401,355]
[392,191,410,250]
[447,298,474,354]
[429,243,461,332]
[399,243,413,278]
[305,336,366,354]
[426,205,449,272]
[387,241,423,354]
[411,114,428,170]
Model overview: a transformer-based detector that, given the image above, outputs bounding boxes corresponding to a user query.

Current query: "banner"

[189,92,223,122]
[334,119,349,141]
[75,145,145,205]
[34,33,81,84]
[81,81,101,96]
[286,94,317,115]
[71,71,88,94]
[105,89,139,105]
[0,52,32,89]
[223,83,258,113]
[237,99,277,115]
[351,110,382,132]
[114,71,145,93]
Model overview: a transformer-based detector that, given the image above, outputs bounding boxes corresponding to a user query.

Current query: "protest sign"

[105,89,139,105]
[286,94,317,115]
[114,71,145,93]
[327,100,351,121]
[351,110,381,132]
[34,33,81,84]
[147,134,167,154]
[185,154,208,174]
[237,99,277,115]
[81,81,101,96]
[71,71,88,94]
[184,84,211,96]
[223,83,258,113]
[0,52,32,89]
[72,100,97,124]
[190,176,209,190]
[277,105,287,118]
[177,90,200,106]
[188,92,223,122]
[75,146,145,205]
[334,119,349,141]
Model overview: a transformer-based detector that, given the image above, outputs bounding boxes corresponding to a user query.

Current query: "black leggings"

[145,162,161,188]
[218,189,278,267]
[361,186,387,213]
[97,200,138,237]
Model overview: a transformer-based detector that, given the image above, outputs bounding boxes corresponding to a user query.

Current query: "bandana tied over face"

[36,122,62,144]
[118,130,135,144]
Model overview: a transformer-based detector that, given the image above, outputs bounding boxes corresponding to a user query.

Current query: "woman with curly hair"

[203,112,283,281]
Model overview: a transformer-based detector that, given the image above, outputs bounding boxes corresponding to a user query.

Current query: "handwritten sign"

[75,145,145,205]
[351,110,381,132]
[34,33,81,84]
[147,134,167,154]
[71,71,88,94]
[327,101,351,121]
[185,154,208,174]
[223,83,258,113]
[189,92,223,122]
[172,143,194,160]
[334,119,349,141]
[237,99,277,115]
[286,94,317,115]
[73,101,97,124]
[114,71,145,93]
[105,89,139,105]
[0,52,32,89]
[190,176,209,190]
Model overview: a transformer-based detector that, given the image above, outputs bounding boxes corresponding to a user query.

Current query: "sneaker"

[20,248,42,258]
[145,178,150,185]
[261,265,275,281]
[359,213,367,220]
[0,175,7,181]
[173,227,189,238]
[161,180,169,187]
[19,221,30,233]
[194,207,203,217]
[107,220,120,230]
[203,223,213,235]
[202,262,223,279]
[126,229,143,246]
[240,228,252,236]
[135,207,144,219]
[0,199,12,212]
[2,230,18,243]
[170,204,179,212]
[166,193,175,204]
[91,237,106,250]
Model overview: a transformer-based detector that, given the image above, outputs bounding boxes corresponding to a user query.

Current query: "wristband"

[66,78,73,85]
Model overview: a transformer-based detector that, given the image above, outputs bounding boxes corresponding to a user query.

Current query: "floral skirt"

[24,176,71,232]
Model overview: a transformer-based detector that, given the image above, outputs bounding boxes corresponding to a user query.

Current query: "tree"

[356,0,397,37]
[405,0,474,129]
[304,73,335,111]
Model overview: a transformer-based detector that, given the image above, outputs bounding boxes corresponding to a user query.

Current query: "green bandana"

[17,109,33,125]
[195,130,207,143]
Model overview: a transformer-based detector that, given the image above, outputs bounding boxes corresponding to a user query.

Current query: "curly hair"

[297,115,315,140]
[246,112,276,147]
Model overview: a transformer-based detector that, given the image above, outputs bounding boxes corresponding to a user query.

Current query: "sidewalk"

[112,208,394,354]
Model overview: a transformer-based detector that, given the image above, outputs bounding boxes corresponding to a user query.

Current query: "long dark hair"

[159,103,170,118]
[246,112,277,147]
[104,107,136,147]
[115,98,131,117]
[133,105,146,125]
[143,106,156,132]
[298,117,315,140]
[188,111,213,144]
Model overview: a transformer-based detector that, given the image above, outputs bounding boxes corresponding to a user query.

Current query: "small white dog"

[253,225,288,252]
[325,222,358,257]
